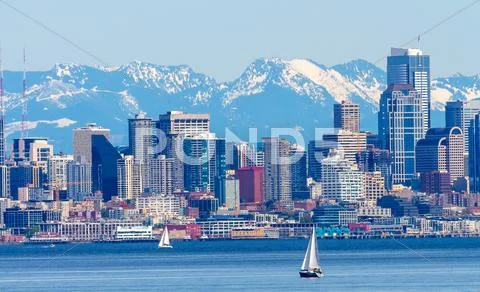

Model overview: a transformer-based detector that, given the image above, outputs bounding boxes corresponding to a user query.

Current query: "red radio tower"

[21,47,27,139]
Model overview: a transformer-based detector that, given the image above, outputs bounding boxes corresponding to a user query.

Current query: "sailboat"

[299,228,324,278]
[158,226,173,248]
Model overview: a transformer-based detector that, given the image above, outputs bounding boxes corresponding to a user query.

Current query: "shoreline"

[3,233,480,245]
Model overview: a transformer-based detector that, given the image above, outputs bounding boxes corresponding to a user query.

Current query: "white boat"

[158,226,173,248]
[299,228,324,278]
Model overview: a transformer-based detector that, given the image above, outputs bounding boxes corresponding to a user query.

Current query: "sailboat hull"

[299,270,323,278]
[158,245,173,249]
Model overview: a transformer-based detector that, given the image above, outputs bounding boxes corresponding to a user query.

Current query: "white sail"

[301,228,320,271]
[158,226,171,248]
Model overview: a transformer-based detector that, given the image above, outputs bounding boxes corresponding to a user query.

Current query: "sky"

[0,0,479,81]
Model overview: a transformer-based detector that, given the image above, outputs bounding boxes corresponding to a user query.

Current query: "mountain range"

[2,57,480,152]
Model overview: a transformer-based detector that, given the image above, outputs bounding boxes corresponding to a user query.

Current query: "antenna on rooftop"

[21,46,28,139]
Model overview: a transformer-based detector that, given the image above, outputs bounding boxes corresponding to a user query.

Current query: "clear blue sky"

[0,0,478,81]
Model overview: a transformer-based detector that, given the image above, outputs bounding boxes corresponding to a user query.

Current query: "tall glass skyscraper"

[469,113,480,193]
[387,48,430,133]
[378,84,424,185]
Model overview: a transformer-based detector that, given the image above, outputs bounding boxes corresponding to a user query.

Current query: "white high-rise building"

[263,137,291,203]
[128,113,154,162]
[156,111,210,137]
[66,161,92,199]
[323,130,367,164]
[321,152,365,203]
[117,155,143,200]
[48,154,74,196]
[144,155,174,196]
[0,165,9,198]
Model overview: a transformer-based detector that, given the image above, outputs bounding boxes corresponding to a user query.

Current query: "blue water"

[0,238,479,291]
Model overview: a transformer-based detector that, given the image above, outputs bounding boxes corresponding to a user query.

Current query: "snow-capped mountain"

[2,58,480,151]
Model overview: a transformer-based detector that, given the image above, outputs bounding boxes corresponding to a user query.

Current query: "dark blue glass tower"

[91,134,121,201]
[469,114,480,193]
[387,48,430,133]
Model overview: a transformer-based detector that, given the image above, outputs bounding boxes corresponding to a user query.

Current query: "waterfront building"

[311,205,357,227]
[196,217,255,239]
[334,100,360,132]
[136,194,180,219]
[378,84,424,185]
[387,47,430,133]
[188,193,219,218]
[115,225,153,240]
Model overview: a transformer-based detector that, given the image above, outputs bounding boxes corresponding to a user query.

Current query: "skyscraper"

[321,152,364,203]
[334,100,360,132]
[117,155,143,200]
[91,134,121,201]
[128,113,154,162]
[416,127,464,183]
[47,154,74,197]
[13,138,52,164]
[323,130,367,164]
[143,155,174,195]
[182,133,226,205]
[289,144,309,200]
[307,140,331,182]
[66,160,92,200]
[156,111,210,137]
[73,123,110,164]
[236,166,264,204]
[387,47,430,133]
[379,84,424,185]
[469,114,480,193]
[445,100,480,152]
[263,137,291,203]
[356,145,392,190]
[0,165,9,198]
